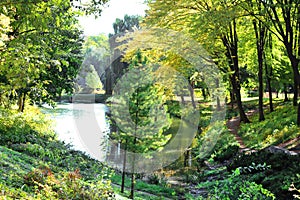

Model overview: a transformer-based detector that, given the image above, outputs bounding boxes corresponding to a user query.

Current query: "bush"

[199,124,239,162]
[228,150,300,199]
[147,173,168,186]
[24,166,115,199]
[0,106,115,199]
[205,168,275,200]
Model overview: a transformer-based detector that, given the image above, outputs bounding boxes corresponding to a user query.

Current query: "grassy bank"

[239,101,300,149]
[189,100,300,200]
[0,106,114,199]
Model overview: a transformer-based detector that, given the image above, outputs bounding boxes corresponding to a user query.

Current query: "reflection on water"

[41,103,110,161]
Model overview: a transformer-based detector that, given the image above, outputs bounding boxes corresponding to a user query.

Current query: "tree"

[109,14,141,37]
[144,0,250,122]
[244,0,269,121]
[258,0,300,124]
[79,34,110,93]
[108,51,172,199]
[0,0,110,110]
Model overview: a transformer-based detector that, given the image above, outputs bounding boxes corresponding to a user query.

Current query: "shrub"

[228,150,300,199]
[24,166,115,199]
[205,168,275,200]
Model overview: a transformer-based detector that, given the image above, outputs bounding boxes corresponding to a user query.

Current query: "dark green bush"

[228,150,300,199]
[209,129,240,162]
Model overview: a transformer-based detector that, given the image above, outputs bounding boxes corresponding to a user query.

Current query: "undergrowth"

[0,106,114,199]
[239,102,300,149]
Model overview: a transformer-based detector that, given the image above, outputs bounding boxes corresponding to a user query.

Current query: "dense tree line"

[120,0,300,125]
[0,0,108,110]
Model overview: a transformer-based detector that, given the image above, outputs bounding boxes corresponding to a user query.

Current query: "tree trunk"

[293,74,298,106]
[215,78,221,110]
[18,92,26,112]
[201,88,206,100]
[221,20,250,123]
[253,19,266,121]
[121,141,127,193]
[184,151,188,167]
[130,172,135,199]
[232,78,250,123]
[188,83,196,109]
[287,51,300,125]
[265,57,274,112]
[230,90,235,109]
[298,103,300,126]
[130,137,137,199]
[284,84,289,102]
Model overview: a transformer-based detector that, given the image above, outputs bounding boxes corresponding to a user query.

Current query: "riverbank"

[0,106,115,199]
[59,94,110,103]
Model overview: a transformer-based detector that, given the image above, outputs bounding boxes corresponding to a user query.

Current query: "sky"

[78,0,148,36]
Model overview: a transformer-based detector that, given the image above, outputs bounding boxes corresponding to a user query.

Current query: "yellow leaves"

[0,13,11,47]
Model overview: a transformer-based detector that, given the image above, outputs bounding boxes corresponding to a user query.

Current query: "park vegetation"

[0,0,300,199]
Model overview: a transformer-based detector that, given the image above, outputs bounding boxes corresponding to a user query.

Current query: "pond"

[41,103,110,162]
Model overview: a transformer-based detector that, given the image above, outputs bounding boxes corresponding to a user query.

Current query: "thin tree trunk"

[215,78,221,110]
[253,19,266,121]
[188,83,196,109]
[284,84,289,102]
[287,52,300,125]
[130,87,140,199]
[230,90,235,109]
[18,92,26,112]
[184,151,188,167]
[130,138,136,199]
[202,88,206,100]
[265,57,274,112]
[232,79,250,123]
[293,74,298,106]
[121,141,127,193]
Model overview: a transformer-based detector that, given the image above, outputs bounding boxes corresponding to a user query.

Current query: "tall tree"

[259,0,300,124]
[245,0,269,121]
[108,51,171,199]
[0,0,109,110]
[144,0,250,122]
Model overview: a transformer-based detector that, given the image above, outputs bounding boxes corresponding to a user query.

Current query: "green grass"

[0,106,114,199]
[111,174,177,199]
[239,102,300,149]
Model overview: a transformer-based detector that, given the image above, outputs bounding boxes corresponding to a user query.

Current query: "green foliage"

[0,0,86,109]
[0,106,115,199]
[228,150,300,199]
[238,162,271,174]
[201,168,275,200]
[196,120,238,162]
[209,130,240,162]
[239,103,300,149]
[76,33,109,93]
[0,106,56,146]
[85,65,103,89]
[24,166,115,200]
[111,174,176,198]
[110,14,141,36]
[109,50,172,153]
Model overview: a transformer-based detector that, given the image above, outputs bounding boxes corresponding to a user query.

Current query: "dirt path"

[226,109,299,154]
[226,110,258,153]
